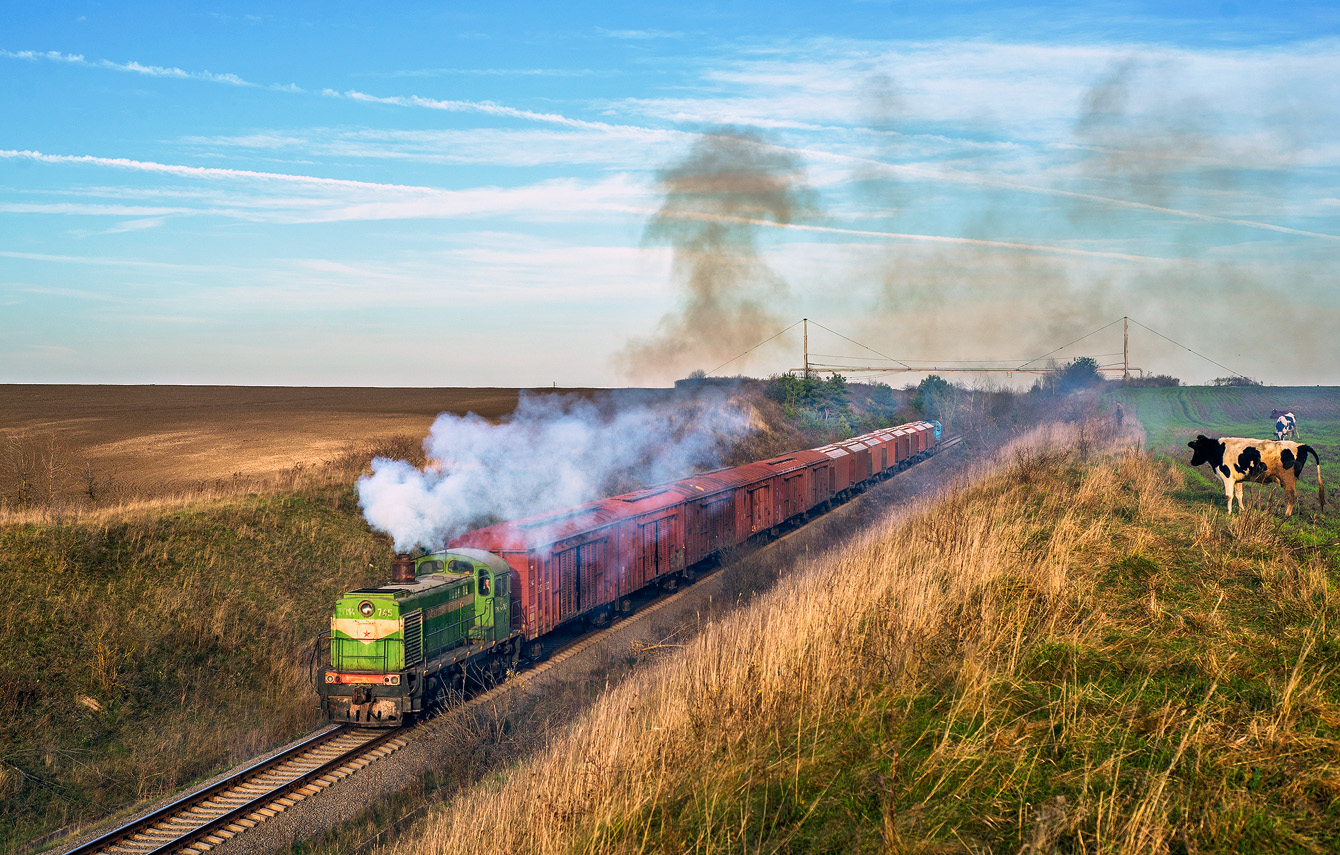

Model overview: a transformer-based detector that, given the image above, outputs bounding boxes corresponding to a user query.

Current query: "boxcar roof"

[604,486,684,513]
[449,499,627,553]
[670,464,770,497]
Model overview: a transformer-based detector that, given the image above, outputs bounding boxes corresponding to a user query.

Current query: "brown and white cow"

[1187,434,1324,516]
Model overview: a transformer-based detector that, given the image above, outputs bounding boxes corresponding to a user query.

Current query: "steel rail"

[61,726,405,855]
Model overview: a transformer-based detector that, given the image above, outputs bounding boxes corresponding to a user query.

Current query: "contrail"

[649,208,1164,262]
[0,149,436,192]
[334,89,634,134]
[763,142,1340,242]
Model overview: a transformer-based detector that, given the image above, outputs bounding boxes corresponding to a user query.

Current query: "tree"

[913,375,955,419]
[1054,357,1103,394]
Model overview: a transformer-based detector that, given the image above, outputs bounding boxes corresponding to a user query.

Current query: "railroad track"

[63,727,408,855]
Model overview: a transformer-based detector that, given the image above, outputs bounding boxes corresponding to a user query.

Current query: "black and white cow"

[1270,409,1298,441]
[1187,434,1323,516]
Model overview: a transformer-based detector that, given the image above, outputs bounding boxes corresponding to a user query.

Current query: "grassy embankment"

[382,422,1340,854]
[0,443,420,852]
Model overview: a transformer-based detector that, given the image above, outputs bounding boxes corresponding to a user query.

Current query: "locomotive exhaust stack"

[391,553,415,584]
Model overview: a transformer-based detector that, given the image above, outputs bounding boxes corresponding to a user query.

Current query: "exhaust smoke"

[620,127,818,382]
[356,389,755,552]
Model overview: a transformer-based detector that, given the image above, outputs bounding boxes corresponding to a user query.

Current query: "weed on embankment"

[382,428,1340,855]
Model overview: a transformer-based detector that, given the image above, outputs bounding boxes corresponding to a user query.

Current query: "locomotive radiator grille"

[402,611,424,667]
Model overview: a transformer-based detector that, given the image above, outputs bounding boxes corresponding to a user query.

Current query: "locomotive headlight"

[384,674,400,686]
[325,673,337,684]
[358,600,375,617]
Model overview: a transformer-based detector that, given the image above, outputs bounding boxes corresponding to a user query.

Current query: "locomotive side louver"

[402,610,423,667]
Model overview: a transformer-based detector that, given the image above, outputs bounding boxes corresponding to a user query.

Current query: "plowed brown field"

[0,385,602,497]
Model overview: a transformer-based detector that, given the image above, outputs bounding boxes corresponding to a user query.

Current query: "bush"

[1122,374,1181,387]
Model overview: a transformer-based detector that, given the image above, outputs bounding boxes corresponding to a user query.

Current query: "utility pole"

[803,318,810,380]
[1123,316,1129,381]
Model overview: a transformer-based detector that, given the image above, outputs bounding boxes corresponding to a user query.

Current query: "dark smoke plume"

[620,127,818,382]
[852,58,1294,375]
[1073,57,1228,214]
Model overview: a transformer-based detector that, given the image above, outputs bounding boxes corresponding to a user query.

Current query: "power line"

[1017,317,1125,369]
[704,315,1246,383]
[807,319,912,369]
[1127,317,1249,380]
[705,319,804,375]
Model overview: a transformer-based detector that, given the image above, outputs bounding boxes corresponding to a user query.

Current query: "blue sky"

[3,2,1338,387]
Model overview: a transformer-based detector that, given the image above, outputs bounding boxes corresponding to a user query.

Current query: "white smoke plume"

[357,389,756,552]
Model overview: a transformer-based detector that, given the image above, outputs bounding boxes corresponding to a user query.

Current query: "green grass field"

[1108,386,1340,457]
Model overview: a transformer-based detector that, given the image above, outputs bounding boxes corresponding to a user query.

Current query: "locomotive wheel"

[425,672,452,714]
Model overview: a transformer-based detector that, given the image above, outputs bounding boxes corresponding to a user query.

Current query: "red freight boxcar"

[835,438,874,485]
[815,443,854,495]
[451,502,624,638]
[892,427,912,463]
[670,467,757,567]
[758,452,817,525]
[868,430,895,474]
[910,422,931,455]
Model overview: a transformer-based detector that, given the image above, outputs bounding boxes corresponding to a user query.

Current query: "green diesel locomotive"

[317,549,524,725]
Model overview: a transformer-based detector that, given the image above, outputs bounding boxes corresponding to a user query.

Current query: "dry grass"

[379,424,1340,854]
[0,481,395,850]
